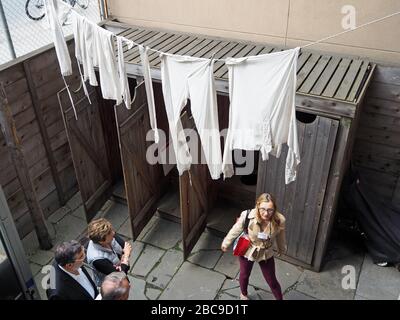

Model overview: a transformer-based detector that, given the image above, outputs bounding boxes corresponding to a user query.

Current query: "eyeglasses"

[259,208,275,214]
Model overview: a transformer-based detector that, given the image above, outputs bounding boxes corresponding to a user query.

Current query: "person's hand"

[221,245,228,252]
[123,241,132,257]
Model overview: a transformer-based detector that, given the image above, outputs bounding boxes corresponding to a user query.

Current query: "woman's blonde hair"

[88,218,113,243]
[255,193,281,228]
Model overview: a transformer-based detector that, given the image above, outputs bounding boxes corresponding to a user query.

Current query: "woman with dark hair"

[221,193,287,300]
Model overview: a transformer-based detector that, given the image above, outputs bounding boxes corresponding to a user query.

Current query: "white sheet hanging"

[44,0,72,76]
[93,24,121,103]
[160,54,222,180]
[139,46,159,143]
[222,47,301,184]
[117,36,134,109]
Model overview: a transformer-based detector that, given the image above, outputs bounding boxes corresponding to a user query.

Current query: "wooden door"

[114,82,167,239]
[58,87,112,221]
[257,113,339,266]
[179,112,209,259]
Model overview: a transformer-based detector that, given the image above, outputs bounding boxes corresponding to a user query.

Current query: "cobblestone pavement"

[23,192,400,300]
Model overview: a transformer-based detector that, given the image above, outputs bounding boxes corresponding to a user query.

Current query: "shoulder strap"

[243,209,251,234]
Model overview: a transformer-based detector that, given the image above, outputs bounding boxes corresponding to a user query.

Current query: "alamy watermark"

[341,5,357,30]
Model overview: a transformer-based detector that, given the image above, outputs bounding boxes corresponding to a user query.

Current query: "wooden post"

[0,82,52,250]
[23,61,66,206]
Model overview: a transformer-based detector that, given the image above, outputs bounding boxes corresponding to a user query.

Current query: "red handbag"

[233,233,251,256]
[233,210,251,256]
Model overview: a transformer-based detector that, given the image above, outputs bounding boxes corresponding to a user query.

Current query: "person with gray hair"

[96,272,131,300]
[47,240,98,300]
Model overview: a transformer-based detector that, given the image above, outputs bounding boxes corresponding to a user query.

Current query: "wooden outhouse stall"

[58,21,376,272]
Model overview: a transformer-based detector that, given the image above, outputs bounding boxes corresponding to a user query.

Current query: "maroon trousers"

[238,255,283,300]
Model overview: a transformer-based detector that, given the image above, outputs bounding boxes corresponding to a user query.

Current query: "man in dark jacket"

[47,240,98,300]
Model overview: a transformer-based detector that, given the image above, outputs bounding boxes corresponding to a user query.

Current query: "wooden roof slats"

[257,46,274,55]
[296,52,312,73]
[219,44,262,79]
[183,39,214,57]
[191,40,223,58]
[125,32,170,61]
[310,56,341,96]
[296,54,322,90]
[334,59,364,101]
[347,61,370,102]
[177,38,208,56]
[114,25,372,104]
[322,58,352,98]
[213,43,248,77]
[147,34,187,63]
[129,33,175,64]
[122,29,157,56]
[298,55,331,94]
[152,36,197,67]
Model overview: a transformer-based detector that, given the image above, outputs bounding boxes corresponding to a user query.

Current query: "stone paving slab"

[216,293,237,300]
[51,215,87,248]
[130,244,165,278]
[192,230,223,252]
[128,241,145,267]
[255,290,276,300]
[146,288,162,300]
[117,218,133,239]
[147,249,184,289]
[223,284,260,300]
[219,278,275,300]
[354,294,369,300]
[296,252,364,300]
[128,275,147,300]
[29,262,42,277]
[221,278,240,291]
[284,290,316,300]
[188,249,222,269]
[70,205,87,221]
[355,255,400,300]
[48,207,71,224]
[140,217,181,250]
[137,215,159,241]
[214,253,239,278]
[248,257,303,293]
[159,262,225,300]
[29,249,54,266]
[102,202,129,230]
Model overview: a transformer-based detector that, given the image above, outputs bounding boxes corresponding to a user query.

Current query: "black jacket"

[47,262,98,300]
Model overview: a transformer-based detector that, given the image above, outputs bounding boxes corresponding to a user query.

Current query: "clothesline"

[120,9,400,61]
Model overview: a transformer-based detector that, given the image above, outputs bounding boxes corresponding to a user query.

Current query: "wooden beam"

[23,60,66,206]
[0,82,52,249]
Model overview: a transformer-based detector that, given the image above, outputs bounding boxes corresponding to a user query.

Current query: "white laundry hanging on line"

[222,47,301,184]
[93,24,122,103]
[71,11,91,102]
[139,46,159,143]
[44,0,72,77]
[44,0,79,118]
[160,54,223,180]
[117,36,134,109]
[72,13,133,108]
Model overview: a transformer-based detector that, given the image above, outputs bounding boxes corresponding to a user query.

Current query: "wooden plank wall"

[353,65,400,209]
[0,42,82,238]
